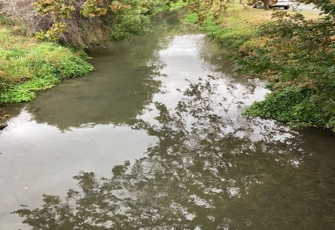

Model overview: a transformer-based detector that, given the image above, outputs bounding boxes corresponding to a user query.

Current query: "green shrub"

[239,13,335,131]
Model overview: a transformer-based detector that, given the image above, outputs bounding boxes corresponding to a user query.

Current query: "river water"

[1,12,335,229]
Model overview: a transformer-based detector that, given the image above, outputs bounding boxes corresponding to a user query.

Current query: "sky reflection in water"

[13,77,335,229]
[1,13,335,229]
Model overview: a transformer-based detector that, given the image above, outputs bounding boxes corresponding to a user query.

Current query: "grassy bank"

[0,1,186,106]
[0,14,93,104]
[184,4,335,131]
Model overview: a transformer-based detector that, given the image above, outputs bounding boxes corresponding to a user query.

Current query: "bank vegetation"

[0,0,181,105]
[184,0,335,131]
[1,0,335,132]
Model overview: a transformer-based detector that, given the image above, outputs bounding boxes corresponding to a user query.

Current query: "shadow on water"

[13,77,335,229]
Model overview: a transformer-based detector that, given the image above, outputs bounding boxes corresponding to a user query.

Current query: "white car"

[252,0,293,10]
[270,0,291,9]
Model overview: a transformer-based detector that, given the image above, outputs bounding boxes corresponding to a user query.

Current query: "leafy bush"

[182,2,335,131]
[238,11,335,131]
[183,13,198,23]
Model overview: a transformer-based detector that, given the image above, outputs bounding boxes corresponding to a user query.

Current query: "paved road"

[290,2,321,14]
[253,2,321,14]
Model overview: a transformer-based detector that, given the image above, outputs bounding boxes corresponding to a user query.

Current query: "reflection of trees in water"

[14,78,335,229]
[19,11,187,131]
[24,57,163,131]
[198,36,237,76]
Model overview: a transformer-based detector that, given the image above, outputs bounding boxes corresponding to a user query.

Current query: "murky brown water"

[1,12,335,229]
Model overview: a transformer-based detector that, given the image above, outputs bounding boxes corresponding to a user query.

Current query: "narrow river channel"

[1,12,335,229]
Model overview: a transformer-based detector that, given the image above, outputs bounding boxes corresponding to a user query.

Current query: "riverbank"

[0,1,186,124]
[185,4,335,132]
[0,13,93,126]
[0,14,93,105]
[2,13,335,229]
[1,3,334,132]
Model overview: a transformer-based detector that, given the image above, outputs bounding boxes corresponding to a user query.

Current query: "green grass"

[0,14,93,104]
[182,5,270,50]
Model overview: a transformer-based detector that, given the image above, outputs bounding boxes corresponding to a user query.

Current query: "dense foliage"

[0,0,180,104]
[183,0,335,131]
[239,11,335,130]
[4,0,146,46]
[0,43,93,103]
[4,0,179,47]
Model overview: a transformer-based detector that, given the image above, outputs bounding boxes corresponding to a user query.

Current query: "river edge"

[1,5,334,132]
[186,4,334,132]
[1,7,335,229]
[0,6,264,125]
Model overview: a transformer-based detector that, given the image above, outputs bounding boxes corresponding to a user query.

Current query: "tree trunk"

[263,0,270,10]
[0,123,7,130]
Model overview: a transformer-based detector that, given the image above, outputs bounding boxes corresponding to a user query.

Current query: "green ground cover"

[0,1,183,105]
[0,14,93,104]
